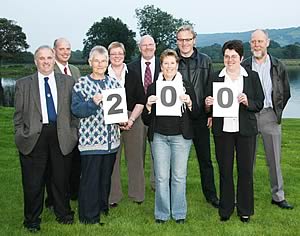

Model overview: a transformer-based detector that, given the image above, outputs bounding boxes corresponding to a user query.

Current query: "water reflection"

[0,78,15,107]
[1,67,300,118]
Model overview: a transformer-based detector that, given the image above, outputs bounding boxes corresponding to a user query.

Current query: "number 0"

[160,86,177,107]
[217,88,233,108]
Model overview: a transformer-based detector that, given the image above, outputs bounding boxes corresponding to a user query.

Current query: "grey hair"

[34,45,55,60]
[252,29,269,39]
[176,25,197,38]
[89,45,109,61]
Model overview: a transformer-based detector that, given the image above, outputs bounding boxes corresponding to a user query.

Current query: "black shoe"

[110,203,118,208]
[176,219,185,224]
[207,198,219,208]
[25,225,41,233]
[56,212,74,224]
[271,199,294,209]
[155,219,166,224]
[240,216,250,223]
[24,222,41,233]
[220,216,230,222]
[134,201,143,205]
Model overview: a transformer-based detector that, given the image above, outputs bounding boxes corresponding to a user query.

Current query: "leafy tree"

[83,17,136,61]
[135,5,193,55]
[0,18,29,64]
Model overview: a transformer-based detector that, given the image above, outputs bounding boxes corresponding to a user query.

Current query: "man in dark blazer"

[110,35,160,205]
[14,45,78,232]
[43,38,81,210]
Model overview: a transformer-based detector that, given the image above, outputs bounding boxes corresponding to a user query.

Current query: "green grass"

[0,106,299,235]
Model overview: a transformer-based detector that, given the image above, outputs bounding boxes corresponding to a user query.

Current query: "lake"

[1,67,300,118]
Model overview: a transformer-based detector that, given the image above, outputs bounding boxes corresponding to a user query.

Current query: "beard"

[252,49,266,59]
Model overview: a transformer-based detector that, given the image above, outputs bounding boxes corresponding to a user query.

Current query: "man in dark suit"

[44,38,81,209]
[110,35,160,205]
[14,45,78,232]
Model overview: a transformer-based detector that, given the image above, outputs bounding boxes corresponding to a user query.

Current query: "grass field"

[0,106,299,235]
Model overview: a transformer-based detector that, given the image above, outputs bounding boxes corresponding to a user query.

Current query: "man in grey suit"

[14,45,78,232]
[44,38,81,209]
[242,29,293,209]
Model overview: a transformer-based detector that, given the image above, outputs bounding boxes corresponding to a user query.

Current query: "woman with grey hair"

[71,45,121,224]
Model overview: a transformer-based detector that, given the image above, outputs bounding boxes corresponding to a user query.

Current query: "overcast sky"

[1,0,299,52]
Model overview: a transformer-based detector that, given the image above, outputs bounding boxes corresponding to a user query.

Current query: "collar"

[219,66,248,77]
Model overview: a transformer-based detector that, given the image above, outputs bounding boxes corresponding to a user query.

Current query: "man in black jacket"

[176,25,219,208]
[242,29,293,210]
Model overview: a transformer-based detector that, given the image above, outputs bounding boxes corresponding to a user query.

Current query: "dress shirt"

[38,71,58,124]
[251,55,273,108]
[107,63,128,87]
[141,56,155,86]
[218,66,247,132]
[56,60,72,76]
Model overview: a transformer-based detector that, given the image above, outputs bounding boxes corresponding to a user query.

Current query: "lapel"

[154,57,160,81]
[54,63,62,73]
[31,73,42,115]
[55,73,65,115]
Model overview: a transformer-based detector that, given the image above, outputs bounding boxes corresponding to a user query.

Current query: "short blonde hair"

[160,49,179,64]
[108,41,126,56]
[176,25,197,38]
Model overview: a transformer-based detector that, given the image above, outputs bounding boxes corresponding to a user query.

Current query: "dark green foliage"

[83,17,136,61]
[0,18,29,65]
[135,5,193,55]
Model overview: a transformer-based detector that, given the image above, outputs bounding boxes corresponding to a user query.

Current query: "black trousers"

[20,124,72,227]
[45,146,81,206]
[192,122,218,201]
[214,132,255,218]
[79,153,116,223]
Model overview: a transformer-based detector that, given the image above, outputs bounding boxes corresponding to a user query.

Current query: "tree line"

[1,5,300,65]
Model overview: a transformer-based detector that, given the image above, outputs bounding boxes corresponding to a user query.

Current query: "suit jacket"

[54,63,81,81]
[208,69,264,137]
[13,72,78,155]
[127,56,160,97]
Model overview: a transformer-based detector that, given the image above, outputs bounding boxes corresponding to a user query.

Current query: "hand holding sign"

[238,93,248,106]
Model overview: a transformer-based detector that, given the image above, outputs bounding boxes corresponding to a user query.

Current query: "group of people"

[13,25,293,233]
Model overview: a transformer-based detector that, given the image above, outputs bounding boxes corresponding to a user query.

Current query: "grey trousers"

[255,108,285,201]
[109,115,155,204]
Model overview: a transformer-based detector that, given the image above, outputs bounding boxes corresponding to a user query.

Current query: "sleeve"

[141,84,155,126]
[13,80,24,134]
[71,82,98,118]
[184,80,201,119]
[247,71,265,112]
[280,63,291,110]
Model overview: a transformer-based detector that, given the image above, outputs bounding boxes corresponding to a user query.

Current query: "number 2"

[107,94,123,115]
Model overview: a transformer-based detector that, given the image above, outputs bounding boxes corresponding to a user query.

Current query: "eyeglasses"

[224,54,239,60]
[250,40,265,45]
[140,43,155,48]
[177,38,194,43]
[110,53,124,57]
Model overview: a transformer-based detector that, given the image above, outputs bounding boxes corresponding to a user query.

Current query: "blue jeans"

[151,133,192,221]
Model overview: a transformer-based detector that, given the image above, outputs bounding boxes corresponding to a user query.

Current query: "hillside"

[197,26,300,47]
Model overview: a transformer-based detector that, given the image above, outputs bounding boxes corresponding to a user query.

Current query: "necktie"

[44,77,57,123]
[64,66,68,75]
[144,62,152,93]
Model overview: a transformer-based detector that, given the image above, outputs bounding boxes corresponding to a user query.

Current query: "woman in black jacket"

[205,40,264,223]
[142,49,199,224]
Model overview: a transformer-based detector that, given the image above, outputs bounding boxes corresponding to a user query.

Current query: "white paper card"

[213,82,239,117]
[102,88,128,124]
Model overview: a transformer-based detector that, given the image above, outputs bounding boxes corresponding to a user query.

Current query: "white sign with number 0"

[156,80,183,116]
[213,82,239,117]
